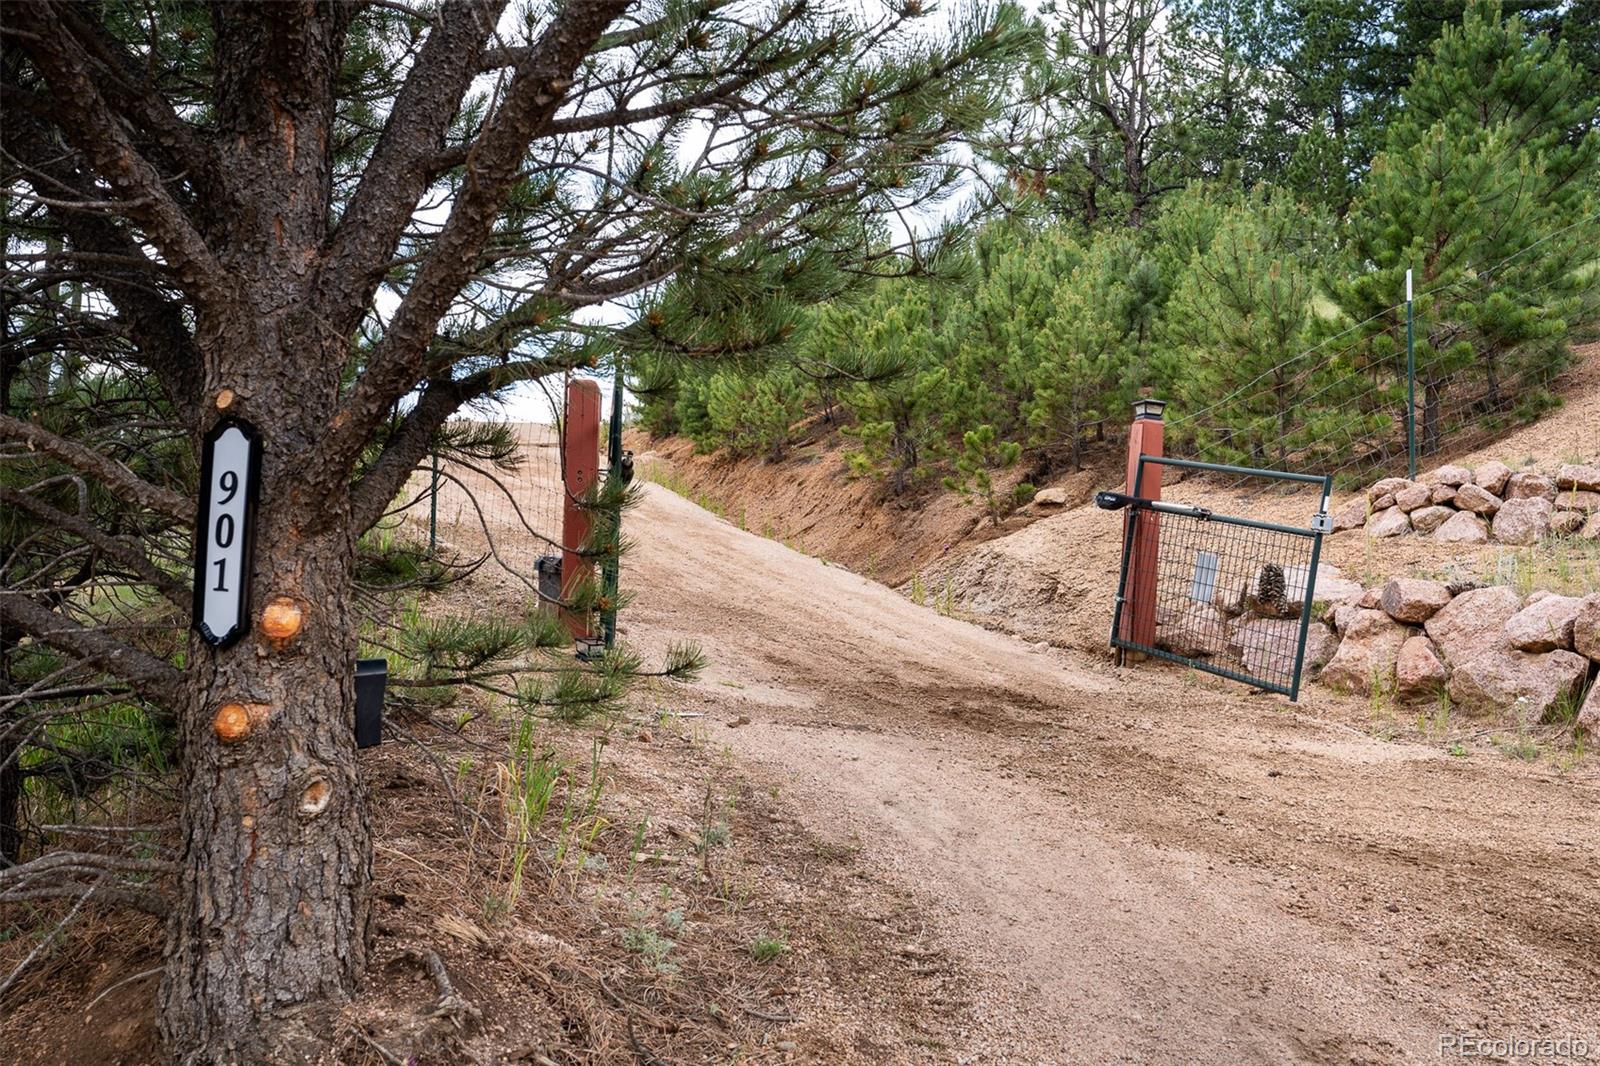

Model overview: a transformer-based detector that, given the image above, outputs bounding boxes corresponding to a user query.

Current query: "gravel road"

[618,482,1599,1065]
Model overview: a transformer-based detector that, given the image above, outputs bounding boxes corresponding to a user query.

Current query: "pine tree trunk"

[148,9,377,1053]
[157,90,372,1056]
[160,501,372,1062]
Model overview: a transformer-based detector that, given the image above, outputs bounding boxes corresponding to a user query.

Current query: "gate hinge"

[1311,511,1332,534]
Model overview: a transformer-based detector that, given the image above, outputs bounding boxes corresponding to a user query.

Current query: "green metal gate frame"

[1108,456,1333,700]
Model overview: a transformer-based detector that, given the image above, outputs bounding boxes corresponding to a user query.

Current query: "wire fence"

[425,420,569,599]
[1162,209,1600,493]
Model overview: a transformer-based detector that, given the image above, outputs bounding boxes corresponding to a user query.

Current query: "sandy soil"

[420,351,1598,1062]
[432,403,1599,1063]
[627,415,1069,590]
[13,373,1590,1063]
[608,479,1599,1064]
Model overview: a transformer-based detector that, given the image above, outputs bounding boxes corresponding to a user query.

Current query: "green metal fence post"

[601,363,624,649]
[428,450,439,555]
[1405,268,1416,479]
[1288,475,1334,702]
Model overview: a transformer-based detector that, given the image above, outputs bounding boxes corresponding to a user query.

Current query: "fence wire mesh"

[1161,220,1600,492]
[383,373,617,618]
[1111,458,1330,699]
[427,421,568,598]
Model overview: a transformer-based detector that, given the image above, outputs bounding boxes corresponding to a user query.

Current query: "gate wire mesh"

[390,372,611,609]
[1111,457,1332,699]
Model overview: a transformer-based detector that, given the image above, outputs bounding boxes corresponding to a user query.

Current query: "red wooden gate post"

[1120,398,1166,651]
[561,379,603,644]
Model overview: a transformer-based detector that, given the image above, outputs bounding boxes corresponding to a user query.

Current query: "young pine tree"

[1021,233,1146,470]
[1336,0,1600,457]
[817,283,952,494]
[1159,188,1337,466]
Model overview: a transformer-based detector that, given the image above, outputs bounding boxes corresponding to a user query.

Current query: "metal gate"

[1100,457,1333,700]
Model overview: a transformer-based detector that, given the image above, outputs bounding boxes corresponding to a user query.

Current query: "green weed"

[750,933,789,963]
[623,925,677,972]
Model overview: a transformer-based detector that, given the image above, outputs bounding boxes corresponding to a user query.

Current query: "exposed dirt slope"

[617,482,1599,1064]
[628,421,1108,588]
[638,344,1598,658]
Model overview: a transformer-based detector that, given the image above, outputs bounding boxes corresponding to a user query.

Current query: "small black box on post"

[535,554,562,612]
[355,658,386,749]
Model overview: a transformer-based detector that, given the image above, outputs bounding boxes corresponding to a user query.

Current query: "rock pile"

[1323,579,1600,734]
[1154,559,1600,737]
[1153,561,1356,682]
[1335,461,1600,544]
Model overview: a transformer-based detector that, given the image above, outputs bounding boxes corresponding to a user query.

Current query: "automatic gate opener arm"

[1150,500,1213,521]
[1095,490,1136,511]
[1097,490,1217,521]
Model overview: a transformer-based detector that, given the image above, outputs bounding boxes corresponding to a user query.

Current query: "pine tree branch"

[315,0,509,340]
[1,114,203,425]
[347,356,576,535]
[0,593,183,704]
[0,414,191,524]
[0,878,170,917]
[546,67,766,135]
[50,3,230,213]
[9,1,231,313]
[315,0,631,492]
[0,850,174,886]
[476,1,730,70]
[0,487,189,610]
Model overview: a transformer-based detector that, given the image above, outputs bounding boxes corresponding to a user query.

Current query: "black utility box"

[355,658,386,749]
[535,553,562,610]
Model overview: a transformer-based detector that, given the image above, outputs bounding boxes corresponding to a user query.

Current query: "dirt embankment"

[628,419,1121,588]
[921,341,1600,655]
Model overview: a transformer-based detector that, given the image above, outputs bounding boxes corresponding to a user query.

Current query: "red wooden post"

[561,379,603,643]
[1120,399,1165,650]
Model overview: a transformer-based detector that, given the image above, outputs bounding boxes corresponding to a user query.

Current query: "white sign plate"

[193,418,261,647]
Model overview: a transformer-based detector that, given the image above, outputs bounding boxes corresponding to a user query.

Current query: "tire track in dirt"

[616,483,1600,1065]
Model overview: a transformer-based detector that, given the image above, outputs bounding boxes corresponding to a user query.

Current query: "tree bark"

[160,492,371,1062]
[148,7,373,1054]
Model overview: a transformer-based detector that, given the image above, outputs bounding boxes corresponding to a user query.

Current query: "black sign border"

[192,415,263,649]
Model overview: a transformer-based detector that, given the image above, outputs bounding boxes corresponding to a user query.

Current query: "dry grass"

[1,567,992,1066]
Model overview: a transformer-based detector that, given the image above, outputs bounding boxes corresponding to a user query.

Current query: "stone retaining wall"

[1334,461,1600,544]
[1155,559,1600,738]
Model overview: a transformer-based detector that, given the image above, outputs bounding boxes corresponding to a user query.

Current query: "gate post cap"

[1132,398,1167,421]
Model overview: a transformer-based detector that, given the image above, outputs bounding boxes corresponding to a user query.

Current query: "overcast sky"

[486,0,988,424]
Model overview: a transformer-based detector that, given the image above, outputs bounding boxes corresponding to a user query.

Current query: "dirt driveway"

[616,483,1598,1065]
